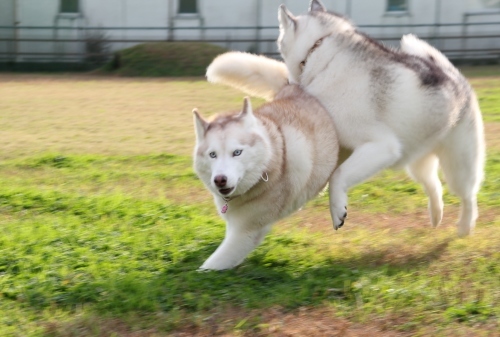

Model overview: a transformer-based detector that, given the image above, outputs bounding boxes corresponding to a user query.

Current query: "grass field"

[0,70,499,337]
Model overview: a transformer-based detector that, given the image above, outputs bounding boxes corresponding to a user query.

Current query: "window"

[60,0,79,13]
[386,0,408,12]
[178,0,197,14]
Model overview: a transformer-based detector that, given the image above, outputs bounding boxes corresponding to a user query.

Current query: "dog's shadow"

[157,236,454,311]
[43,237,453,315]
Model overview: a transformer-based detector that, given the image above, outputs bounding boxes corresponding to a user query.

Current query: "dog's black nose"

[214,175,227,188]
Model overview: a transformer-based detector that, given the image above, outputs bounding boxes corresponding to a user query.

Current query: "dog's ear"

[239,97,257,128]
[193,108,208,141]
[309,0,326,12]
[278,4,296,30]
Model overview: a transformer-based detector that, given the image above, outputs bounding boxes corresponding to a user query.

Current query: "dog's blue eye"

[233,149,242,157]
[209,152,217,158]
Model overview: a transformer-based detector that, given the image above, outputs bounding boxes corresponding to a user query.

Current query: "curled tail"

[206,52,289,101]
[400,34,460,77]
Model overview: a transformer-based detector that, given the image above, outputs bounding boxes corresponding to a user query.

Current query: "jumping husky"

[206,0,485,237]
[193,86,339,270]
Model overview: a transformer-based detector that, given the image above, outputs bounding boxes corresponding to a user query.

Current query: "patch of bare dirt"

[43,306,412,337]
[281,204,498,235]
[246,307,408,337]
[43,318,158,337]
[46,304,500,337]
[41,293,499,336]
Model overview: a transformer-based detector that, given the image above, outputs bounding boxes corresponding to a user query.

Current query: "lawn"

[0,72,499,336]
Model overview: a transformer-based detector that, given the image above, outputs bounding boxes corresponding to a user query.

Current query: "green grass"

[459,65,500,79]
[475,84,500,122]
[0,72,499,336]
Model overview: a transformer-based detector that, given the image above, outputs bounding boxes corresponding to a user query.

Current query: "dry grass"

[0,74,263,160]
[0,73,494,159]
[485,123,500,149]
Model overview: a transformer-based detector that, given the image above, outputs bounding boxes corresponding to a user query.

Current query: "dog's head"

[277,0,352,83]
[193,97,270,199]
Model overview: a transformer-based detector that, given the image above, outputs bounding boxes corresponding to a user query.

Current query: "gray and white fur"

[206,0,485,237]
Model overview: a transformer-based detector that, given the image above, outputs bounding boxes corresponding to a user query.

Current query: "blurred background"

[0,0,500,73]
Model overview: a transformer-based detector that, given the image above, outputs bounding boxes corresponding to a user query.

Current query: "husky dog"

[206,0,485,237]
[193,84,339,270]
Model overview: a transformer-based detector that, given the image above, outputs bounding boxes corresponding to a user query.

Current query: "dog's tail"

[400,34,459,76]
[206,52,289,101]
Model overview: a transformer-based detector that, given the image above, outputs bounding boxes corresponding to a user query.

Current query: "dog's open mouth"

[219,187,234,196]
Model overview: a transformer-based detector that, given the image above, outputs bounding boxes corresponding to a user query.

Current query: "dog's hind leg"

[199,224,272,270]
[406,153,443,227]
[437,113,485,237]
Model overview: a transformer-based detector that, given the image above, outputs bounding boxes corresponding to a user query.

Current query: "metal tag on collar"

[221,197,230,214]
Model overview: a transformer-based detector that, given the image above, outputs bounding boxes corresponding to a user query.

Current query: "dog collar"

[220,172,269,214]
[300,34,331,71]
[221,197,231,213]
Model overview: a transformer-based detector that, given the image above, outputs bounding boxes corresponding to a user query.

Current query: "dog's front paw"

[330,192,348,230]
[199,257,238,271]
[332,206,347,230]
[199,262,229,271]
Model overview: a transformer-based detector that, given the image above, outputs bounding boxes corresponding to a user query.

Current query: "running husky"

[193,86,339,270]
[206,0,485,237]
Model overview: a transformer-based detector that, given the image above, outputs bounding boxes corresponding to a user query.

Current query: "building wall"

[1,0,499,61]
[0,0,15,60]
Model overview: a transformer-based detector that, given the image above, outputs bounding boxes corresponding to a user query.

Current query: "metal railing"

[1,21,500,67]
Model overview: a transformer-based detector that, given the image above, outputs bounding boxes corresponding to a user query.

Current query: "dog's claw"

[337,220,344,230]
[333,211,347,230]
[330,190,348,230]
